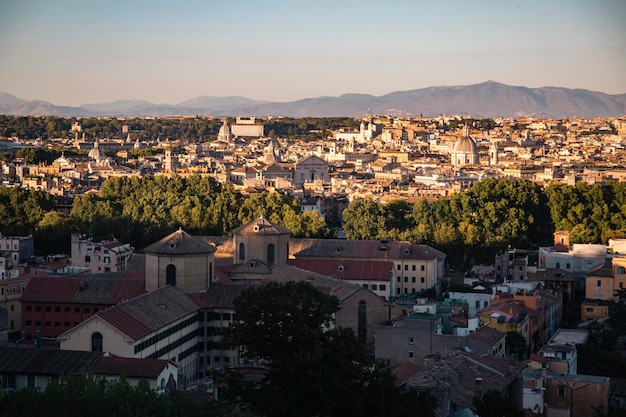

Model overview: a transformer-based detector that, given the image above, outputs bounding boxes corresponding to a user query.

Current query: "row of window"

[397,276,426,283]
[397,264,426,271]
[25,320,78,327]
[25,305,96,314]
[146,328,200,359]
[361,284,386,291]
[135,315,198,354]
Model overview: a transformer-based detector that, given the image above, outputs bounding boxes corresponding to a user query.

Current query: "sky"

[0,0,624,106]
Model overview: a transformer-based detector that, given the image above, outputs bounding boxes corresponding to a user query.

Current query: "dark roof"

[289,238,445,261]
[232,216,290,237]
[586,258,614,278]
[287,258,393,281]
[406,352,526,410]
[96,286,199,340]
[90,356,174,378]
[143,228,216,255]
[529,268,576,282]
[205,283,252,309]
[0,346,100,375]
[467,326,506,345]
[20,274,146,304]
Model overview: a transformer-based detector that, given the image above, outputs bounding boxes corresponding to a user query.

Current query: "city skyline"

[1,0,625,107]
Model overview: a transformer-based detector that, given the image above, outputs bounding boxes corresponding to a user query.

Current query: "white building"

[71,234,134,274]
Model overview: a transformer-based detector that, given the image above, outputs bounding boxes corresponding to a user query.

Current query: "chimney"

[475,377,483,400]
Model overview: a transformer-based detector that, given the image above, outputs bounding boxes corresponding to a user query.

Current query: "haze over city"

[1,0,625,107]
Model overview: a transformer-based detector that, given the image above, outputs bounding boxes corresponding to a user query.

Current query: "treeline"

[342,178,626,269]
[0,175,333,256]
[3,177,626,267]
[0,375,241,417]
[0,115,359,142]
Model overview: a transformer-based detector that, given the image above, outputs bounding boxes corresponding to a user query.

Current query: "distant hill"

[1,81,625,118]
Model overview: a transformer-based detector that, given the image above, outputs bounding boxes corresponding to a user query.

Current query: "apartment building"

[70,234,134,274]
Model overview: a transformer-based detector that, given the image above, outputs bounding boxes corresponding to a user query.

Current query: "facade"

[0,233,34,272]
[144,228,216,292]
[495,249,530,282]
[230,117,264,137]
[545,373,610,417]
[293,155,330,188]
[289,238,446,297]
[0,346,178,394]
[20,272,146,341]
[70,234,134,274]
[59,285,199,387]
[477,301,531,346]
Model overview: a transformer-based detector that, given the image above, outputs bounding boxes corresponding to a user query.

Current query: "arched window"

[555,262,560,269]
[617,266,626,275]
[566,263,571,270]
[160,378,166,390]
[209,262,213,282]
[267,244,275,265]
[357,301,367,344]
[166,264,176,286]
[91,332,103,352]
[239,243,245,261]
[310,171,315,181]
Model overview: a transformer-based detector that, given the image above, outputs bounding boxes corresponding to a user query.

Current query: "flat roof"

[548,328,588,345]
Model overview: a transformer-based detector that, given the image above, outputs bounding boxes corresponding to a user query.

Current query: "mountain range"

[1,81,625,118]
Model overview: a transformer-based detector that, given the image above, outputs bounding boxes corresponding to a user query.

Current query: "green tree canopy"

[218,281,435,417]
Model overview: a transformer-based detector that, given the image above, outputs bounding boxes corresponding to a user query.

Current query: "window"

[371,284,377,291]
[396,288,401,295]
[84,308,90,313]
[35,321,41,326]
[404,265,408,271]
[267,244,275,265]
[397,265,401,271]
[27,375,35,389]
[408,351,414,358]
[26,306,32,312]
[558,385,566,397]
[408,337,414,344]
[25,320,31,326]
[64,307,70,313]
[380,284,386,291]
[396,276,400,282]
[519,266,523,271]
[45,321,51,327]
[84,255,90,263]
[556,262,560,269]
[597,280,602,287]
[412,265,416,271]
[91,332,103,352]
[412,277,416,283]
[74,307,80,313]
[586,307,594,313]
[566,263,571,270]
[475,300,480,309]
[239,243,245,261]
[55,307,61,313]
[618,266,626,275]
[421,265,425,271]
[404,288,408,294]
[404,277,408,282]
[357,301,367,344]
[166,264,176,286]
[421,277,425,283]
[45,306,51,312]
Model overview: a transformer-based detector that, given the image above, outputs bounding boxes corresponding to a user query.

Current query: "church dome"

[88,139,102,160]
[453,136,479,154]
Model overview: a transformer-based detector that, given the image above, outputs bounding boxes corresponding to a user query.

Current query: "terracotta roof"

[20,274,146,304]
[91,356,174,378]
[289,238,445,261]
[0,346,100,375]
[390,361,422,385]
[143,228,216,255]
[468,326,506,345]
[97,286,199,340]
[287,258,393,282]
[232,216,291,237]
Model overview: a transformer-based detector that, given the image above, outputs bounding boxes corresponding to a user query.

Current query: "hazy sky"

[1,0,624,106]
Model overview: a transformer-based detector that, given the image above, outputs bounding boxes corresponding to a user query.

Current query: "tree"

[218,281,434,417]
[473,389,522,417]
[505,331,528,360]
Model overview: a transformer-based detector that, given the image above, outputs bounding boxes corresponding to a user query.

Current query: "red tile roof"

[91,356,173,378]
[287,258,393,281]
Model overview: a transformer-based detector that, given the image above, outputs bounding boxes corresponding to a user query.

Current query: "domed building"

[216,120,233,143]
[451,124,479,167]
[88,138,102,161]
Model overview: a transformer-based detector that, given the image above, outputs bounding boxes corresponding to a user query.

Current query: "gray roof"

[143,228,216,255]
[232,216,290,237]
[289,238,445,261]
[0,346,100,375]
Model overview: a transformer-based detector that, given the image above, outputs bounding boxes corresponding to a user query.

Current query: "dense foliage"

[0,115,359,142]
[218,281,435,417]
[0,375,245,417]
[343,178,550,269]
